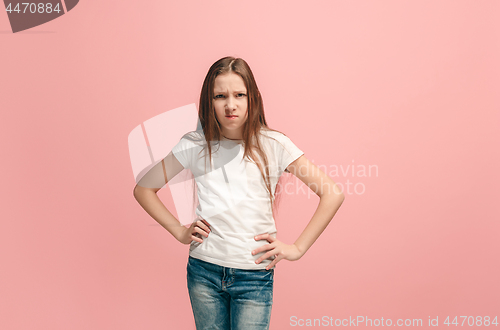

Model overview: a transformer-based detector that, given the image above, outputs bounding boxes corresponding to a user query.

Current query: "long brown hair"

[198,56,291,218]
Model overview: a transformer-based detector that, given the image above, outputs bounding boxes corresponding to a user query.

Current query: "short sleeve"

[171,134,194,170]
[277,134,304,173]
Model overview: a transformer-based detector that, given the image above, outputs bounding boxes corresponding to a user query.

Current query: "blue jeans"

[186,256,274,330]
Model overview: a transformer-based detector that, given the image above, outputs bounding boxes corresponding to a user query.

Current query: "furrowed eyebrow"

[214,91,247,94]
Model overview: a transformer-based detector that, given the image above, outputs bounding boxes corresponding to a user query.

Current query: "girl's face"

[213,72,249,139]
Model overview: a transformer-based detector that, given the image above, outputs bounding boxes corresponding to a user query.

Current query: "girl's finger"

[200,219,211,228]
[191,234,203,243]
[253,242,273,255]
[256,248,277,264]
[193,226,209,238]
[197,220,211,233]
[256,233,275,243]
[266,256,280,270]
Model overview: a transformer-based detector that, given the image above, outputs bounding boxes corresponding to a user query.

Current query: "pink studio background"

[1,1,499,329]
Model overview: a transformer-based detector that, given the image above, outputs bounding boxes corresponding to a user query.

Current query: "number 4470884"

[5,3,62,14]
[444,316,498,327]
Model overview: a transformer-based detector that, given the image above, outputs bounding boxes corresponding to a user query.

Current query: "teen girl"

[134,57,345,329]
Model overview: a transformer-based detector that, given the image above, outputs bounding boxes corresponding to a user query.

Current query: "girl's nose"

[226,96,236,109]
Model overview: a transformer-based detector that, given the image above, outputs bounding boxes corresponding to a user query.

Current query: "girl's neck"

[222,134,242,141]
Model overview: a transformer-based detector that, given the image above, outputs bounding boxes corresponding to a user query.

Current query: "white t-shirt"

[171,127,304,269]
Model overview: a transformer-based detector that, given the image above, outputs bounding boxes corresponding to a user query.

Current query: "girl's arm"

[133,151,211,244]
[253,154,345,268]
[286,154,345,255]
[134,185,186,240]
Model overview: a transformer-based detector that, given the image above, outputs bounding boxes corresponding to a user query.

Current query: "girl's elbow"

[338,193,345,203]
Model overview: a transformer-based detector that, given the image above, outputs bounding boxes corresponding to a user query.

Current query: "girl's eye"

[214,93,246,99]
